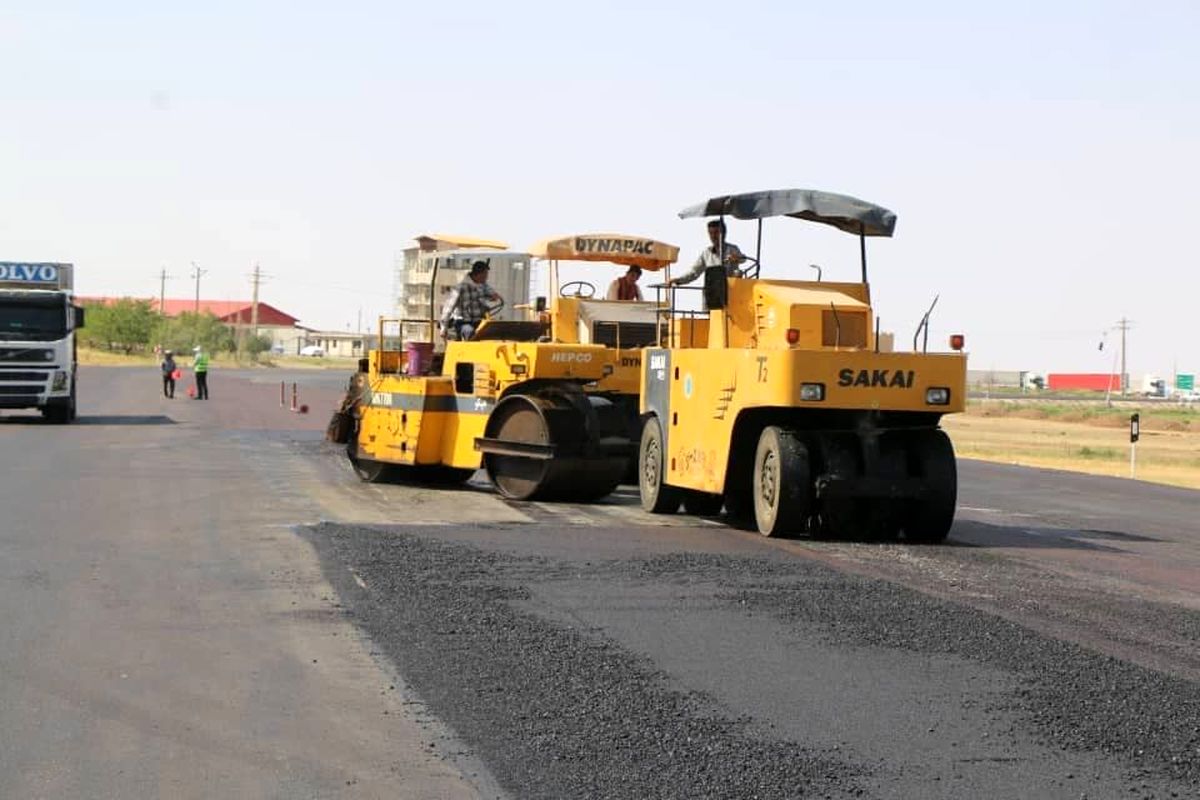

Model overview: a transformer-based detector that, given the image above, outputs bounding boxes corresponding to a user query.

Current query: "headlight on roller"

[925,387,950,405]
[51,370,68,391]
[799,382,825,401]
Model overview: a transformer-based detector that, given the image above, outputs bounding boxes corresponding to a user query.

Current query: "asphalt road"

[2,365,1197,799]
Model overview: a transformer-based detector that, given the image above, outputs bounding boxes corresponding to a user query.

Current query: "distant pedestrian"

[160,350,177,398]
[192,346,210,400]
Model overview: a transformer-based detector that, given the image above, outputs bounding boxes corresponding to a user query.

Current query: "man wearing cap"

[667,219,746,287]
[160,349,177,398]
[192,346,210,400]
[440,261,503,341]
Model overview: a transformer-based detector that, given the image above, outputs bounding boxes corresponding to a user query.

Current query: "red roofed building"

[80,297,299,327]
[156,299,299,327]
[80,296,311,353]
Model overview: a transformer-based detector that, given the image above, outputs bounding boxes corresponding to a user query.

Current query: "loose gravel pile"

[304,523,866,800]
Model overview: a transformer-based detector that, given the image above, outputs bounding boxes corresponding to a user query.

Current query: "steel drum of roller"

[481,391,628,501]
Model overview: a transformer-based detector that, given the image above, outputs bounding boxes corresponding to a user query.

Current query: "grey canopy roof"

[678,189,897,237]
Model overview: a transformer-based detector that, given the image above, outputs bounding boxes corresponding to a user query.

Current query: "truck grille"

[0,371,49,382]
[0,384,43,394]
[0,347,55,362]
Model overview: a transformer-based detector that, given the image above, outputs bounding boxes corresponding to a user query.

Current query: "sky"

[1,1,1197,377]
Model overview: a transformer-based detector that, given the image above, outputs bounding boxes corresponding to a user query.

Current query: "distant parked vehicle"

[299,345,325,357]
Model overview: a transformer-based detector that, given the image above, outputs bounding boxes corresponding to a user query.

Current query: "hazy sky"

[2,1,1196,376]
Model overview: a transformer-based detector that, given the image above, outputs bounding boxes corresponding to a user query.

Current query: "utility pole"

[190,262,207,314]
[1116,317,1133,395]
[158,267,173,314]
[250,263,263,336]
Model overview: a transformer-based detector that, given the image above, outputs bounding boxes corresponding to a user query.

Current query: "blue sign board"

[0,262,69,285]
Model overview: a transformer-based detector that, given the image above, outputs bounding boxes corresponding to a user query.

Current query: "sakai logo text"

[574,237,654,255]
[550,352,593,363]
[837,368,915,388]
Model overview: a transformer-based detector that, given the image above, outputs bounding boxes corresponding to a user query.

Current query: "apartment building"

[393,234,531,342]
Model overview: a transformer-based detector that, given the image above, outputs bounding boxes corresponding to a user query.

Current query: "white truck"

[0,262,84,423]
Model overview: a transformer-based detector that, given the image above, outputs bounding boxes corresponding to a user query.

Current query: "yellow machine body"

[355,339,618,471]
[638,188,968,541]
[641,278,966,495]
[343,232,680,501]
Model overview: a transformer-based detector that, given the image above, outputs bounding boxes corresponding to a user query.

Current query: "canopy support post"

[859,223,868,284]
[755,219,762,277]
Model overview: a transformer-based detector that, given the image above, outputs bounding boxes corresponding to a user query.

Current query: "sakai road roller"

[638,189,968,541]
[333,233,678,501]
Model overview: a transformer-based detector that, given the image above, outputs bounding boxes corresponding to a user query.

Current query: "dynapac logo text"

[837,368,915,388]
[573,238,653,255]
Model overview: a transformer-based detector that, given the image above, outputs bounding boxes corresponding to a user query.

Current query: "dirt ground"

[943,412,1200,490]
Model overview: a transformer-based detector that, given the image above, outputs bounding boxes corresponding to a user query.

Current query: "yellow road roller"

[638,189,968,541]
[335,233,678,501]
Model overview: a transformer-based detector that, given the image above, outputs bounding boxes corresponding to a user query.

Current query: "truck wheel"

[753,426,811,537]
[902,429,957,543]
[639,416,681,514]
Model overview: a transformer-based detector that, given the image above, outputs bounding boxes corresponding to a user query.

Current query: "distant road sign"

[1130,413,1140,443]
[1177,374,1195,391]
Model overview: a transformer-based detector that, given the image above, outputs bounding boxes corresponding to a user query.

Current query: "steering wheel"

[559,280,596,298]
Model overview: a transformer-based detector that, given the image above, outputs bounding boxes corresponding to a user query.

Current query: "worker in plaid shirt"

[440,260,504,341]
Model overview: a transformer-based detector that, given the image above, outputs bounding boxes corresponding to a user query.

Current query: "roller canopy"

[679,189,897,237]
[529,234,679,271]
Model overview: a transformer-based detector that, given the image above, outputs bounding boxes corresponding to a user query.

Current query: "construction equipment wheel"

[639,416,681,514]
[682,491,723,516]
[350,454,396,483]
[812,434,906,542]
[901,429,957,543]
[344,436,392,483]
[752,426,811,537]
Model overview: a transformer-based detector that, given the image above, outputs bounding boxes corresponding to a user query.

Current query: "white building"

[394,234,531,343]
